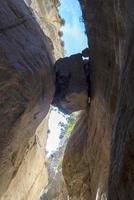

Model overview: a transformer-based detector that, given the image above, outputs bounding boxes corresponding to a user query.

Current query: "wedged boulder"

[52,54,89,114]
[0,0,54,198]
[63,0,134,199]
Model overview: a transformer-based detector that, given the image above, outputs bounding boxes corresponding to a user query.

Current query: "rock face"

[63,0,134,199]
[0,0,62,199]
[41,169,68,200]
[2,117,49,200]
[52,54,89,114]
[63,112,90,199]
[28,0,64,59]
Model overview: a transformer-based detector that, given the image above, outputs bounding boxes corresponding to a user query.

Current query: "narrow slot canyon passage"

[0,0,134,200]
[44,0,89,199]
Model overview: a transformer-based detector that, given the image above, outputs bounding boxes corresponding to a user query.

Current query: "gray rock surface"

[63,0,134,199]
[0,0,54,198]
[52,54,89,114]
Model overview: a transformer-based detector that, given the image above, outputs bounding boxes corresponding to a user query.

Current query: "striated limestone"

[63,0,134,199]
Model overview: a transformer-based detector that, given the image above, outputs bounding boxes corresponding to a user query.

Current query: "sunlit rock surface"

[27,0,64,59]
[63,0,134,199]
[0,0,62,199]
[2,117,49,200]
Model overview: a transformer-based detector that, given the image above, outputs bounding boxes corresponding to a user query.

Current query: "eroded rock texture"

[27,0,64,59]
[63,0,134,199]
[0,0,62,199]
[52,54,89,114]
[2,117,49,200]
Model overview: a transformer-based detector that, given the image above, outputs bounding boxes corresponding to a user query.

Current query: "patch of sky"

[59,0,88,56]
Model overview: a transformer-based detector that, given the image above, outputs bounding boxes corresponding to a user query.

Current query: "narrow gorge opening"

[46,0,88,155]
[0,0,90,199]
[1,0,133,199]
[43,0,88,199]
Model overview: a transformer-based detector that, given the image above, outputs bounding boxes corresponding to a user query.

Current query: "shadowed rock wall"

[0,0,62,199]
[63,0,134,199]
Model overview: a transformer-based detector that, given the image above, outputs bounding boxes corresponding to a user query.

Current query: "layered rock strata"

[63,0,134,199]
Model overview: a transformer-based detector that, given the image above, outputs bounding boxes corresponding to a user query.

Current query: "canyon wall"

[1,0,134,199]
[63,0,134,199]
[26,0,64,59]
[0,0,63,199]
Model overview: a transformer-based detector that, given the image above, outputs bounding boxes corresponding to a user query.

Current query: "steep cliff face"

[63,0,134,199]
[0,0,62,199]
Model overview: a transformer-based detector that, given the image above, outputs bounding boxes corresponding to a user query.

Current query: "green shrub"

[60,18,65,26]
[58,31,63,37]
[60,40,65,47]
[59,115,76,139]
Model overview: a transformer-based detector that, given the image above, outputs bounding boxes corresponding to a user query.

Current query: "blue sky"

[59,0,88,56]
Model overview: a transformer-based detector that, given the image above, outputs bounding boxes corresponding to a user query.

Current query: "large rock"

[52,54,89,114]
[63,0,134,199]
[0,0,57,198]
